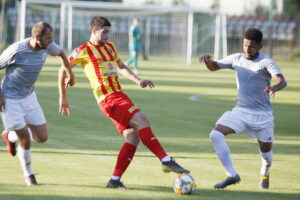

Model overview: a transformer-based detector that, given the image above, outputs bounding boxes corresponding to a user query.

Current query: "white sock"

[17,145,34,177]
[210,130,237,177]
[161,155,171,162]
[111,176,120,180]
[260,150,272,176]
[8,131,18,143]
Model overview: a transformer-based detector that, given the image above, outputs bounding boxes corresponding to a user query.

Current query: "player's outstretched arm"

[57,51,75,87]
[199,54,221,71]
[117,59,154,88]
[58,64,75,116]
[263,74,287,98]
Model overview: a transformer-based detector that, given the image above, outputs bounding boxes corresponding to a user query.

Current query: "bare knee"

[129,112,150,130]
[35,134,48,143]
[123,129,140,146]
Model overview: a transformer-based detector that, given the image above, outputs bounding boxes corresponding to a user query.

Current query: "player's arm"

[57,51,75,87]
[0,88,4,112]
[0,45,16,111]
[263,74,287,97]
[199,54,221,71]
[117,59,154,88]
[58,61,76,116]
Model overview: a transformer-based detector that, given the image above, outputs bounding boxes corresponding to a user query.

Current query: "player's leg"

[246,112,274,189]
[106,128,139,189]
[133,48,139,74]
[210,109,246,189]
[258,140,272,189]
[14,126,38,186]
[1,112,18,156]
[129,111,189,174]
[210,124,241,188]
[27,123,48,143]
[19,92,47,186]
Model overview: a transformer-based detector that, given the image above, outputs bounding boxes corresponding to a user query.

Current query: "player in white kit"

[0,21,75,186]
[200,28,287,189]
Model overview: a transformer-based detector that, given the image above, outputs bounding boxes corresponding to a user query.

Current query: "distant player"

[58,16,189,189]
[0,21,75,186]
[126,17,141,74]
[200,28,287,189]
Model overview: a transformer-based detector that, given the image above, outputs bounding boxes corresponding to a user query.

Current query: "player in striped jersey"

[58,16,189,189]
[0,21,75,186]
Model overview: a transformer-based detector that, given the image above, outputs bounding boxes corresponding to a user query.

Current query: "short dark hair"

[31,21,52,36]
[244,28,263,44]
[90,16,111,32]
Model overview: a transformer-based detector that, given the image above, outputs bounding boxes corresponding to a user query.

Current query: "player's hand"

[65,72,76,88]
[139,80,154,88]
[0,95,5,112]
[59,97,70,116]
[264,87,275,98]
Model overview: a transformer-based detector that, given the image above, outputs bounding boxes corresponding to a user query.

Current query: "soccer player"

[200,28,287,189]
[126,17,141,74]
[58,16,189,189]
[0,21,75,186]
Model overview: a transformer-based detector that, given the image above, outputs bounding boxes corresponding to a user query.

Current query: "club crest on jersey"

[108,63,114,70]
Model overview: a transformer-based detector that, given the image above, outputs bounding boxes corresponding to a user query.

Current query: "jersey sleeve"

[265,59,282,76]
[0,45,16,69]
[216,54,238,70]
[47,42,63,56]
[69,47,83,66]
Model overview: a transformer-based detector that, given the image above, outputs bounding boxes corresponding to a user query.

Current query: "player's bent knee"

[209,130,225,143]
[35,134,48,143]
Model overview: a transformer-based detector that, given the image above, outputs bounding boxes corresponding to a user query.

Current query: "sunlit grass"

[0,56,299,200]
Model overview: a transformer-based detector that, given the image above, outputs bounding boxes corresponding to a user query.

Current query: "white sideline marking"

[188,93,218,101]
[188,93,233,106]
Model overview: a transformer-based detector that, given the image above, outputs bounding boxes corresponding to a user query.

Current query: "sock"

[17,145,34,177]
[210,130,237,177]
[138,127,168,160]
[260,150,272,176]
[111,176,120,181]
[9,129,35,142]
[8,131,18,143]
[161,155,171,162]
[112,143,137,177]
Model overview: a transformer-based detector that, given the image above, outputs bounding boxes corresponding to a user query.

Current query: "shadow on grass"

[0,186,299,200]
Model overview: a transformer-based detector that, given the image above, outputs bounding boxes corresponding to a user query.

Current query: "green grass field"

[0,56,299,200]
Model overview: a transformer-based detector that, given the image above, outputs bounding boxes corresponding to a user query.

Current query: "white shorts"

[1,92,46,131]
[216,107,274,142]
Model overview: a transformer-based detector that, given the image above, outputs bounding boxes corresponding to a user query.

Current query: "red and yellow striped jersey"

[69,41,122,103]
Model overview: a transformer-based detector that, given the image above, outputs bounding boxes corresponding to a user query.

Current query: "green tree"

[283,0,300,18]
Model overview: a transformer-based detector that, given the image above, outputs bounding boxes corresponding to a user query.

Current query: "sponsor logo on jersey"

[103,72,118,76]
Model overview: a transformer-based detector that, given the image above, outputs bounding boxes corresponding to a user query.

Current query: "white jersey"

[216,53,282,112]
[0,38,62,99]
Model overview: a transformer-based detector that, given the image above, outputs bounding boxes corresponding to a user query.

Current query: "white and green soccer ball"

[173,173,196,195]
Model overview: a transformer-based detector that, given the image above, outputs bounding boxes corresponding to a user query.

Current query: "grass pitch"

[0,56,299,200]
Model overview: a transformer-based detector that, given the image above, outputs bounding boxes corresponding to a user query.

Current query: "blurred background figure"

[126,17,141,74]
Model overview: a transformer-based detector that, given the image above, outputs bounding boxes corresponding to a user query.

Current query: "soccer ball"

[173,174,196,195]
